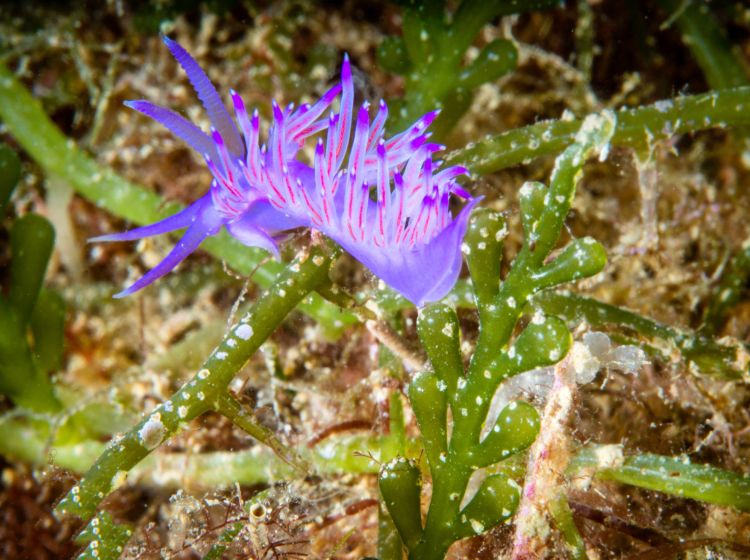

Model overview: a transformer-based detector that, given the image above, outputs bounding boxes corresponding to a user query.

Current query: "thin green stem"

[570,445,750,512]
[549,492,588,560]
[574,0,595,85]
[411,462,472,560]
[701,241,750,336]
[658,0,749,90]
[656,0,750,168]
[393,0,560,136]
[0,411,411,487]
[446,87,750,174]
[215,392,308,474]
[532,290,749,380]
[55,245,335,521]
[378,350,408,560]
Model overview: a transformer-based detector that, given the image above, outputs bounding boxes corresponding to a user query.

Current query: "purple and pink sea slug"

[94,36,478,307]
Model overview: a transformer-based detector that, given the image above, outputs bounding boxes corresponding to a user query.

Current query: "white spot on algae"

[178,406,188,419]
[594,444,624,469]
[235,324,254,340]
[111,470,128,491]
[470,519,485,534]
[138,413,166,450]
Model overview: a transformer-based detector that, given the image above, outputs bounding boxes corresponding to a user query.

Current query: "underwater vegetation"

[1,0,750,559]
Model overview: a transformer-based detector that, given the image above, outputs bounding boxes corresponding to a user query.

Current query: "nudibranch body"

[95,36,477,306]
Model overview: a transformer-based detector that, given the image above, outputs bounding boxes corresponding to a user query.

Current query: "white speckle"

[197,368,209,379]
[138,413,165,450]
[531,312,546,325]
[594,444,624,468]
[519,182,535,198]
[216,351,228,360]
[470,519,485,534]
[313,255,324,266]
[235,324,254,340]
[178,406,188,419]
[441,322,454,337]
[110,470,128,491]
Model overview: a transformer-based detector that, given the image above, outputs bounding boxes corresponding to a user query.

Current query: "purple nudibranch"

[94,36,479,306]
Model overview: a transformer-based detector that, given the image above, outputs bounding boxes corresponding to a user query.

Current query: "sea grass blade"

[446,88,750,174]
[55,245,334,520]
[570,445,750,512]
